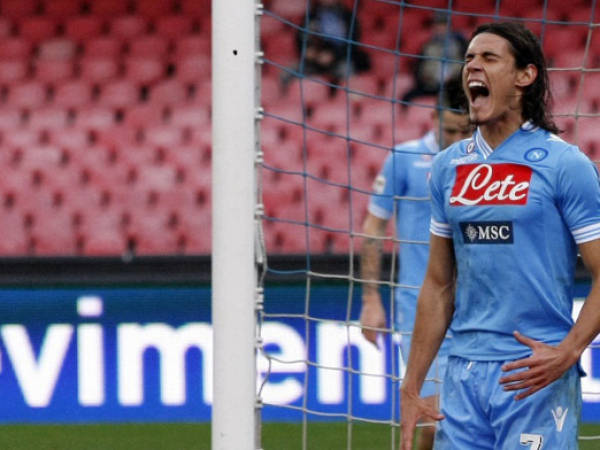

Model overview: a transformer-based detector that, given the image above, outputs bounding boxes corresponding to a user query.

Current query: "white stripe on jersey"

[368,203,392,221]
[430,219,452,238]
[572,222,600,244]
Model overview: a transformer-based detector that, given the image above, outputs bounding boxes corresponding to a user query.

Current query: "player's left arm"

[500,238,600,400]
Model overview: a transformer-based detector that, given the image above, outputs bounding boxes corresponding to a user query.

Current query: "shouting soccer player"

[400,22,600,449]
[360,76,472,450]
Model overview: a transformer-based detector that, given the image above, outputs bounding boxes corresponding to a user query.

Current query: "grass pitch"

[0,422,598,449]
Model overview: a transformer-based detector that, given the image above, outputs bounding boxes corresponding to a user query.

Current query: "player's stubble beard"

[468,92,523,128]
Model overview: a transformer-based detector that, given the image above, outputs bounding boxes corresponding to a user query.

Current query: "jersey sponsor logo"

[450,163,532,206]
[551,406,568,432]
[525,147,548,162]
[450,153,478,165]
[460,221,513,244]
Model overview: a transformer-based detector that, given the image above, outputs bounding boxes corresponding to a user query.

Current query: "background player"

[400,22,600,449]
[359,77,472,450]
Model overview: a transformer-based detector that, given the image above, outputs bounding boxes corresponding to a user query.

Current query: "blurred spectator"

[282,0,370,88]
[401,11,467,105]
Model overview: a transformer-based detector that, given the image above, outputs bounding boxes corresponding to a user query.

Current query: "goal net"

[254,0,600,448]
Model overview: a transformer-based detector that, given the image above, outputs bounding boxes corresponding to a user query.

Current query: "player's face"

[434,110,473,148]
[462,33,533,126]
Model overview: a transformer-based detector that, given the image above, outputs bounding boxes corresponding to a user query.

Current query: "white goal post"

[211,0,260,449]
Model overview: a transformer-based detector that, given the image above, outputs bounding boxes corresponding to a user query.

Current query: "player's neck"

[478,112,524,149]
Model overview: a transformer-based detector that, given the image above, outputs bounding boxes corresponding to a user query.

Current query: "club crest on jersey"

[525,147,548,162]
[450,163,532,206]
[460,221,514,244]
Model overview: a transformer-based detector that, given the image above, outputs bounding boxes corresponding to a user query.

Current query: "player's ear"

[515,63,537,88]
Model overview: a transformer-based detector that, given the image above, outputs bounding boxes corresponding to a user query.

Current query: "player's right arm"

[400,233,456,450]
[360,212,388,345]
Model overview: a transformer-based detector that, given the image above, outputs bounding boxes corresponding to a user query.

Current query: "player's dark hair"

[437,75,468,114]
[470,22,559,133]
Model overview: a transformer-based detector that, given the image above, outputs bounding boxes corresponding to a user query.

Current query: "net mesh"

[257,0,600,447]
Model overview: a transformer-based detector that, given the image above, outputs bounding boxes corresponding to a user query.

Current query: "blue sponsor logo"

[525,147,548,162]
[460,221,513,244]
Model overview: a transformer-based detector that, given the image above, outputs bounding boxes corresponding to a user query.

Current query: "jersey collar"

[424,130,439,154]
[474,120,537,159]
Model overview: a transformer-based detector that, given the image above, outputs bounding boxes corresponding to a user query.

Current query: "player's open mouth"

[468,80,490,107]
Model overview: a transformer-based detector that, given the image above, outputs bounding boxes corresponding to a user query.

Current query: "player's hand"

[400,388,444,450]
[359,290,386,346]
[499,331,575,400]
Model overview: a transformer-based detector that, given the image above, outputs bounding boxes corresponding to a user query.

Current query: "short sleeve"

[557,149,600,244]
[429,153,452,238]
[368,151,405,220]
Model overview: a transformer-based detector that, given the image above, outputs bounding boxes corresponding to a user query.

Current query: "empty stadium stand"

[0,0,595,256]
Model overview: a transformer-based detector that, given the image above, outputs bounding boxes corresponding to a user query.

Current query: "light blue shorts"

[434,356,581,449]
[399,334,450,398]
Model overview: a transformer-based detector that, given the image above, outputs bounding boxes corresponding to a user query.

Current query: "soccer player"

[400,22,600,450]
[359,76,472,450]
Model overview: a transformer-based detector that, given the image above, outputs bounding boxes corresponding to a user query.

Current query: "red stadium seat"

[7,81,49,109]
[2,128,41,149]
[84,36,124,58]
[135,0,177,17]
[269,0,305,22]
[48,128,91,150]
[143,125,185,148]
[64,16,105,41]
[384,72,414,100]
[27,107,70,130]
[169,104,210,128]
[69,143,116,169]
[74,106,117,132]
[42,0,84,17]
[124,56,165,84]
[161,144,208,170]
[28,210,79,256]
[0,59,29,83]
[109,15,149,39]
[33,59,74,83]
[97,79,140,108]
[0,38,33,58]
[1,0,38,18]
[0,109,24,130]
[175,36,210,57]
[284,77,332,107]
[89,0,130,16]
[131,165,179,190]
[180,0,209,17]
[128,35,169,57]
[18,16,58,43]
[94,125,140,148]
[37,38,77,60]
[16,144,65,173]
[77,207,127,256]
[0,210,29,255]
[149,79,189,105]
[124,103,167,127]
[53,80,94,108]
[78,56,120,83]
[548,71,575,101]
[193,80,211,105]
[118,144,160,167]
[155,15,195,38]
[0,18,12,38]
[175,54,211,82]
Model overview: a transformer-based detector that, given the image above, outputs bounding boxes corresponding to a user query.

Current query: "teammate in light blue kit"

[401,22,600,450]
[360,77,472,450]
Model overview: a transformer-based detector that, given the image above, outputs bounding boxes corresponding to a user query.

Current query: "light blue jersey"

[369,131,438,333]
[429,122,600,361]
